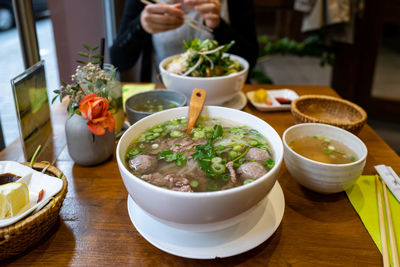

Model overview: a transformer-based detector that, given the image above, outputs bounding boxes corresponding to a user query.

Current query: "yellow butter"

[254,89,268,103]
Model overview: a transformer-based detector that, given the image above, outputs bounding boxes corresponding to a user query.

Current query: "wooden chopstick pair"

[376,175,399,267]
[140,0,213,37]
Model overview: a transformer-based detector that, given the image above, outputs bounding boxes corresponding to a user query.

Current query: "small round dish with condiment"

[247,88,299,112]
[125,89,187,125]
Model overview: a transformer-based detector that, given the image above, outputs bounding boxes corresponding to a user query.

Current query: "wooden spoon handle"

[186,88,207,134]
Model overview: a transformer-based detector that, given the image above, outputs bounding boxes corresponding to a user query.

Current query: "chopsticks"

[376,174,399,267]
[140,0,213,37]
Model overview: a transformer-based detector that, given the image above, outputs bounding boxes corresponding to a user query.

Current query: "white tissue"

[375,164,400,203]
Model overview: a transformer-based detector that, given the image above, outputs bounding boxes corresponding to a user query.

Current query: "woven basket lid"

[291,94,367,134]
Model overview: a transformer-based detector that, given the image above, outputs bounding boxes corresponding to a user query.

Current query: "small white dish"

[127,181,285,259]
[0,161,63,228]
[247,89,299,111]
[283,123,367,193]
[219,91,247,110]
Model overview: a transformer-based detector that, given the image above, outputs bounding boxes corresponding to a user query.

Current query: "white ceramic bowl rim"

[159,53,249,80]
[282,123,368,167]
[117,106,283,198]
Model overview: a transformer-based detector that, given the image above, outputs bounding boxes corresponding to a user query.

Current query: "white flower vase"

[65,114,115,166]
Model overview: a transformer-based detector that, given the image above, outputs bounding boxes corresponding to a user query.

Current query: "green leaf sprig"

[76,43,104,65]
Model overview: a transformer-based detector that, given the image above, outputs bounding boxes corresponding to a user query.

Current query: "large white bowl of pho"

[117,106,283,232]
[159,39,249,105]
[283,123,367,194]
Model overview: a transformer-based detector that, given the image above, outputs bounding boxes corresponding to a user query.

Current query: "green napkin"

[346,175,400,265]
[122,83,156,110]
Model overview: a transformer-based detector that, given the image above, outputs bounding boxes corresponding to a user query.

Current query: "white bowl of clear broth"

[283,123,367,194]
[117,106,283,232]
[159,54,249,105]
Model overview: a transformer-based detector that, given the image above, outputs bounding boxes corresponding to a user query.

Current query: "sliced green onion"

[153,127,163,133]
[126,148,140,159]
[211,163,226,174]
[323,148,331,155]
[266,158,275,169]
[193,130,205,139]
[145,132,160,141]
[205,172,216,178]
[243,178,255,185]
[249,140,258,146]
[211,157,222,164]
[203,126,213,133]
[190,180,199,188]
[206,181,218,191]
[170,130,183,138]
[228,150,238,158]
[233,145,242,151]
[222,174,230,181]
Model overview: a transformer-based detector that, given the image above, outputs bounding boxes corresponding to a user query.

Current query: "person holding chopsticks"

[110,0,258,82]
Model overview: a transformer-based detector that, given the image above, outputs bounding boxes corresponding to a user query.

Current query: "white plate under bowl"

[219,91,247,110]
[127,181,285,259]
[247,89,299,111]
[0,161,63,228]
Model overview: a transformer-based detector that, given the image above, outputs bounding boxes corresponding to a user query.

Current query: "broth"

[132,99,177,113]
[289,136,357,164]
[125,117,274,192]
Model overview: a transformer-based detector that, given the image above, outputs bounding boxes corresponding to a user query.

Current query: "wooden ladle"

[186,88,207,134]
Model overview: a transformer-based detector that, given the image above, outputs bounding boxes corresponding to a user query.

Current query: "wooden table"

[1,84,399,266]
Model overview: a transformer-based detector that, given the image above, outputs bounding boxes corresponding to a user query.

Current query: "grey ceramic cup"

[125,89,187,125]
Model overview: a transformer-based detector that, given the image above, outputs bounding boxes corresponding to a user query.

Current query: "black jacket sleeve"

[110,0,151,72]
[213,0,259,71]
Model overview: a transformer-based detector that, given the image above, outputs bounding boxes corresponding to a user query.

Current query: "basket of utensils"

[0,162,68,260]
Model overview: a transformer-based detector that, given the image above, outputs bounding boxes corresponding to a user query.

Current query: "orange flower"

[79,94,115,135]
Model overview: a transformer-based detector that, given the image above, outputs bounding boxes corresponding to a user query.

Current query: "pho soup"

[289,136,357,164]
[132,99,178,113]
[125,117,275,192]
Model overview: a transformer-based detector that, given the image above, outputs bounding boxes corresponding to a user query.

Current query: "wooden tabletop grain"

[2,84,399,266]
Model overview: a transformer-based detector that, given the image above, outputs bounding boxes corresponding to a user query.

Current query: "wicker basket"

[0,162,68,260]
[291,95,367,135]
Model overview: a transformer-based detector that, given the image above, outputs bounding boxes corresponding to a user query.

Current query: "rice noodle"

[182,57,202,76]
[214,136,248,147]
[199,45,225,55]
[177,159,198,175]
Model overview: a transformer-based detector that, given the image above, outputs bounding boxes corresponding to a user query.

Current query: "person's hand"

[140,3,184,34]
[183,0,221,29]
